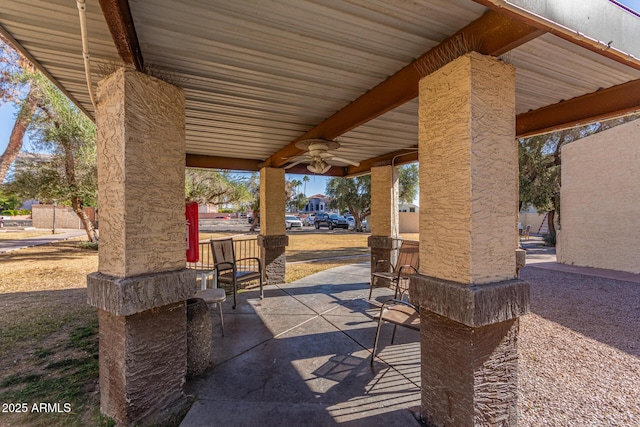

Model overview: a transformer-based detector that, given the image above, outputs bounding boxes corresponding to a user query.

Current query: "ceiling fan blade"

[284,157,309,169]
[326,156,360,167]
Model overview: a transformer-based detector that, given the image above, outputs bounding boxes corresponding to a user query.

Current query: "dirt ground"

[0,231,378,426]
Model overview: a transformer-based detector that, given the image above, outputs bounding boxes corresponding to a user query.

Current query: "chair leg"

[232,283,237,310]
[219,302,225,337]
[391,324,398,345]
[259,277,264,299]
[368,281,373,300]
[371,316,385,366]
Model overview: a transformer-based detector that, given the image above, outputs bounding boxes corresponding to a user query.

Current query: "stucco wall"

[399,212,419,233]
[418,53,517,284]
[557,119,640,274]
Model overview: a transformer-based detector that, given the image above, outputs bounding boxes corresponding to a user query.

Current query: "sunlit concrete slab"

[183,264,421,426]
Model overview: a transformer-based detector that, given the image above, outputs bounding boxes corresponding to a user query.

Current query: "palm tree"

[303,175,310,196]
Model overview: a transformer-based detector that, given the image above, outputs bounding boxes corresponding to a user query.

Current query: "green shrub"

[78,241,99,250]
[1,209,31,216]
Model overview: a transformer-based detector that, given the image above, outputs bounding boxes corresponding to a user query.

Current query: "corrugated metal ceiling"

[1,0,639,169]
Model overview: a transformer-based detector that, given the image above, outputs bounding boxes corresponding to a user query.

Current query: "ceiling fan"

[284,139,360,174]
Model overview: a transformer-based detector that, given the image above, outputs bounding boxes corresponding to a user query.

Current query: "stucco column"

[410,53,529,426]
[86,68,194,425]
[368,165,400,288]
[258,167,288,284]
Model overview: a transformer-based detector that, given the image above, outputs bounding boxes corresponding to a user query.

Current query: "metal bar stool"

[195,288,226,336]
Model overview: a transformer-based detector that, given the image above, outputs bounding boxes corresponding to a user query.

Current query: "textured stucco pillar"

[368,165,400,287]
[410,53,529,426]
[259,167,288,284]
[86,67,194,425]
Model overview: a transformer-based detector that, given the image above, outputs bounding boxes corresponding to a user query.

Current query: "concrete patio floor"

[182,263,422,426]
[181,249,640,426]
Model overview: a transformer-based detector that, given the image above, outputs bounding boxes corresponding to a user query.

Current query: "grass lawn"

[0,231,380,426]
[0,230,62,241]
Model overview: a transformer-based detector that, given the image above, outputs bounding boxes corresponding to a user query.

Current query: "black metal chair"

[211,238,263,309]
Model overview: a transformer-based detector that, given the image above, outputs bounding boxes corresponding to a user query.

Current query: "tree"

[4,76,99,242]
[0,35,42,183]
[325,175,370,231]
[302,175,310,196]
[0,188,22,211]
[325,164,419,231]
[397,163,419,205]
[285,178,302,212]
[185,168,252,209]
[519,113,640,241]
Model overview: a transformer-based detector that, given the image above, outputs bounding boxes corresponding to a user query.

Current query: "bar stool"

[195,288,226,336]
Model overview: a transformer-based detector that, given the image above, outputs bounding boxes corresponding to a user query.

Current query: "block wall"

[557,119,640,273]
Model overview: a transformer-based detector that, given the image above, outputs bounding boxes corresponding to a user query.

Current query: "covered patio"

[181,255,640,426]
[2,0,639,425]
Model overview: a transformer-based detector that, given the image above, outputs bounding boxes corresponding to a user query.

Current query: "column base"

[410,274,529,426]
[87,269,196,425]
[98,302,188,425]
[87,269,196,316]
[258,235,289,285]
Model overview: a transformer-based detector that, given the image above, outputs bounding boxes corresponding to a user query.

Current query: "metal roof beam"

[186,154,262,171]
[98,0,144,71]
[267,10,544,168]
[347,79,640,175]
[516,78,640,137]
[473,0,640,69]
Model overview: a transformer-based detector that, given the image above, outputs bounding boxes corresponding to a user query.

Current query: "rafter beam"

[98,0,144,71]
[186,154,262,171]
[516,79,640,137]
[472,0,640,71]
[267,10,544,168]
[346,79,640,176]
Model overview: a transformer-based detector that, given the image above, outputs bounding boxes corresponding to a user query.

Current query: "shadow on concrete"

[182,264,421,426]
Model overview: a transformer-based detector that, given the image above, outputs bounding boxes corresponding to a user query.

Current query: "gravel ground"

[518,267,640,426]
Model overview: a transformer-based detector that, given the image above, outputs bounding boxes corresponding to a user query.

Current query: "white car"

[285,215,303,230]
[303,214,315,226]
[345,215,355,230]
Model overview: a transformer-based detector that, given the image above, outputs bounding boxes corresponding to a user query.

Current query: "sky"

[616,0,640,13]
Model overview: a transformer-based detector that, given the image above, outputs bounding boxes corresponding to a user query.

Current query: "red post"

[185,202,199,262]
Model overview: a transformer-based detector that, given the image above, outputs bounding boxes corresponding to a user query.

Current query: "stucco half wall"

[557,118,640,274]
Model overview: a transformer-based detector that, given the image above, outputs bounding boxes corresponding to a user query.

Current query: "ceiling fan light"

[321,162,331,174]
[306,158,331,174]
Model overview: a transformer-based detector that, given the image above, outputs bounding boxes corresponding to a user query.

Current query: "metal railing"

[187,236,260,290]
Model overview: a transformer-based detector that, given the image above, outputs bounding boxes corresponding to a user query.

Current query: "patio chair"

[370,299,420,366]
[211,238,264,309]
[369,239,419,300]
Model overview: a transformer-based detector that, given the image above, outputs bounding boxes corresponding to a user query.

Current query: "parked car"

[285,215,303,230]
[303,214,315,226]
[314,213,349,230]
[345,215,355,230]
